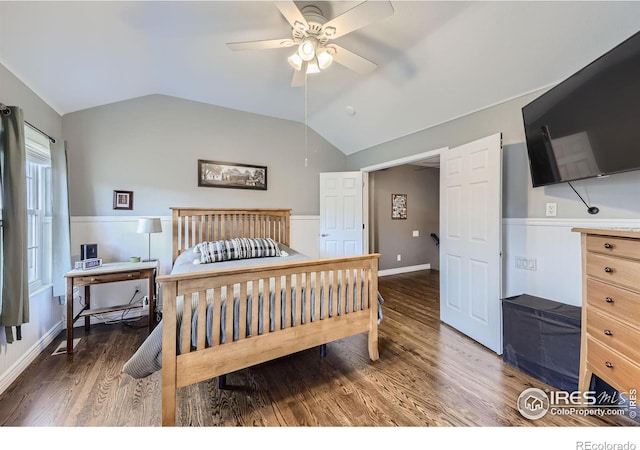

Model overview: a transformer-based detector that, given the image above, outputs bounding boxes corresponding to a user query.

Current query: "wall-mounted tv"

[522,30,640,188]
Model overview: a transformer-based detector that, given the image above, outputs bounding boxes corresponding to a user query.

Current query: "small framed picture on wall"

[392,193,407,220]
[113,190,133,210]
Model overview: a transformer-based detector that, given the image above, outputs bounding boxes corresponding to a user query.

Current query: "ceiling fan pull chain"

[304,73,309,168]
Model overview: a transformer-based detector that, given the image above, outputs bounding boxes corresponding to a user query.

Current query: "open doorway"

[361,149,443,276]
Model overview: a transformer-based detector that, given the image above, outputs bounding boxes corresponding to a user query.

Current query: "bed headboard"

[170,208,291,263]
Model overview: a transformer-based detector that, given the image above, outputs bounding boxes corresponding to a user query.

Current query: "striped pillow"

[196,238,280,264]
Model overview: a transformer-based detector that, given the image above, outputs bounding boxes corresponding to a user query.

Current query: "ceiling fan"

[226,1,394,87]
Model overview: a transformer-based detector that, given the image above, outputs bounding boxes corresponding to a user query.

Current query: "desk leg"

[66,279,74,355]
[84,286,91,332]
[148,271,156,332]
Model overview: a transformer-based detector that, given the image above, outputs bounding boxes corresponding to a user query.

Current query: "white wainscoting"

[0,287,63,395]
[502,218,640,306]
[69,215,321,325]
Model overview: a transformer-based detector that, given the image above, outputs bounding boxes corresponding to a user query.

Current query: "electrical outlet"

[397,254,401,262]
[142,296,149,310]
[412,230,419,237]
[515,256,537,271]
[134,284,141,294]
[546,202,557,217]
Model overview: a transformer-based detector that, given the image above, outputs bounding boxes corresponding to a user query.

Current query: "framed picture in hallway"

[392,193,407,220]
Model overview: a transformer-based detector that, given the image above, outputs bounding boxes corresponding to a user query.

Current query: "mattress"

[122,244,383,379]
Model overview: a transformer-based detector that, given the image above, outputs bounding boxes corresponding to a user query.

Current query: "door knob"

[320,233,329,237]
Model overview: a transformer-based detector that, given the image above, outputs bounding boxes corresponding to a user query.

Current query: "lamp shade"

[317,49,334,70]
[288,52,303,71]
[306,58,320,74]
[137,217,162,234]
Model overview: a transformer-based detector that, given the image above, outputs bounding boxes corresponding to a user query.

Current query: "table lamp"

[137,217,162,262]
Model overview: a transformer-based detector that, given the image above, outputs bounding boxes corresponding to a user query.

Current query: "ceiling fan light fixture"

[306,57,320,74]
[298,38,316,61]
[317,48,334,70]
[288,52,303,71]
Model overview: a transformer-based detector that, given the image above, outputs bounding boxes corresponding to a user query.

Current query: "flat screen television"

[522,30,640,188]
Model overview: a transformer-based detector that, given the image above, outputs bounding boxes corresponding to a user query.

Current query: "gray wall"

[0,63,61,139]
[349,90,640,220]
[62,94,347,217]
[0,62,63,380]
[371,165,440,271]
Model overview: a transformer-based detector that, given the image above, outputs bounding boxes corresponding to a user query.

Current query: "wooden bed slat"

[224,285,234,344]
[212,288,221,347]
[181,295,192,354]
[294,274,302,326]
[197,291,207,350]
[239,283,247,339]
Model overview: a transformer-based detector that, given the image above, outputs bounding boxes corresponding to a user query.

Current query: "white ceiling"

[1,1,639,155]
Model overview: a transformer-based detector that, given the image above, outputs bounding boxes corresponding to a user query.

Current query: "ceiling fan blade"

[274,1,308,32]
[291,69,306,87]
[321,0,394,39]
[332,45,377,74]
[226,38,295,51]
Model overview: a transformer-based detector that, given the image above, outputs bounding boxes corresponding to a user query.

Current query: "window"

[25,126,52,293]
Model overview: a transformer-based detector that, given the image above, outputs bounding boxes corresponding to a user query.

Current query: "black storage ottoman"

[502,294,581,392]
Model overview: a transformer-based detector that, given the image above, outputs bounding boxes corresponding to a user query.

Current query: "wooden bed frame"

[157,208,380,426]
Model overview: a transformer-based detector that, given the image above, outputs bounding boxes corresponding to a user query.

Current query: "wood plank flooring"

[0,270,636,428]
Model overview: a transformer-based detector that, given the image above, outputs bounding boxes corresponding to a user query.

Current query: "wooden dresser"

[572,228,640,395]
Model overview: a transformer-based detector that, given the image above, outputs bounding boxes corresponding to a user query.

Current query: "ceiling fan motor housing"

[293,5,331,45]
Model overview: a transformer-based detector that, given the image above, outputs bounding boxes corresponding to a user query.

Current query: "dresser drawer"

[587,234,640,260]
[587,308,640,363]
[587,278,640,326]
[586,337,640,394]
[586,252,640,291]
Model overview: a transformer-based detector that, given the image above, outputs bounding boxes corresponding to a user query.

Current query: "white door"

[439,133,503,354]
[319,171,363,258]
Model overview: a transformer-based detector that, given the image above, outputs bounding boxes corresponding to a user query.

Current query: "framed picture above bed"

[198,159,267,190]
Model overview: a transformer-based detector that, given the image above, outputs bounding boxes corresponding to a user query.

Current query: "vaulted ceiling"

[1,1,638,155]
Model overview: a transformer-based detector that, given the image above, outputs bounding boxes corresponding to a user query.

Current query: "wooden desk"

[64,261,158,354]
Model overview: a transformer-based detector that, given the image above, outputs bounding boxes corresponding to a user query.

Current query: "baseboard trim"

[379,263,432,277]
[0,320,64,395]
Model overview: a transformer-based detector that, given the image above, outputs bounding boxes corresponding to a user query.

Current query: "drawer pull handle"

[128,274,132,278]
[604,267,613,273]
[605,297,614,303]
[605,361,614,369]
[604,329,613,336]
[604,242,613,249]
[91,278,96,282]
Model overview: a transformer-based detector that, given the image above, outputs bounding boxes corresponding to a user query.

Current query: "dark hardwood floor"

[0,270,636,429]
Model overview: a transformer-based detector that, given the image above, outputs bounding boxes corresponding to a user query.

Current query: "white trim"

[71,215,172,223]
[503,217,640,228]
[0,320,64,395]
[360,147,447,172]
[379,263,432,277]
[291,215,320,221]
[29,282,53,299]
[72,215,319,223]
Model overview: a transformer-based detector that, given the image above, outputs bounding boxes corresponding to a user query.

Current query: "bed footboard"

[158,253,380,426]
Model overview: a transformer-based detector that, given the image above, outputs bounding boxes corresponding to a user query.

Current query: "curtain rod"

[0,103,57,144]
